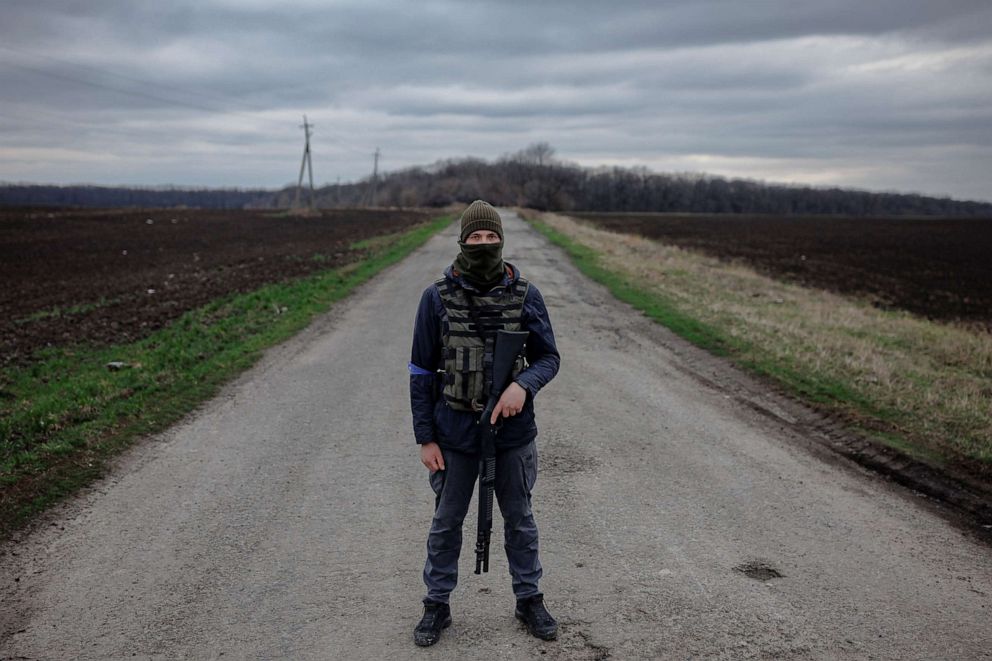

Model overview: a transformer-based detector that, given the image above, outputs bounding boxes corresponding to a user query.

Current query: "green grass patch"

[13,295,128,325]
[0,214,453,536]
[349,229,413,252]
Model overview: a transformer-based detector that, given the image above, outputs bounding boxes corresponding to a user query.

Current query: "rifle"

[475,329,529,574]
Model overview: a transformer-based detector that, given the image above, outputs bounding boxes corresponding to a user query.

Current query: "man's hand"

[491,382,527,424]
[421,441,445,472]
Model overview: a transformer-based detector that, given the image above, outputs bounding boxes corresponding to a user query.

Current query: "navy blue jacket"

[409,262,560,452]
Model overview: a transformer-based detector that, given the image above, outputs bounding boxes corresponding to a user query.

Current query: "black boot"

[414,600,451,647]
[515,594,558,640]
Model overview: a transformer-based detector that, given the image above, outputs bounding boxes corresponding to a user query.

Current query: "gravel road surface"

[2,210,990,660]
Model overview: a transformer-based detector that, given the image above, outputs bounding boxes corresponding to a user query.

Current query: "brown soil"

[571,212,992,330]
[0,207,436,369]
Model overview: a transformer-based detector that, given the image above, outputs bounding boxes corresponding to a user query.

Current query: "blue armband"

[408,361,434,376]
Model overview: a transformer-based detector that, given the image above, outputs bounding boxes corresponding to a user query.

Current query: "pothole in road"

[542,453,596,475]
[733,560,784,581]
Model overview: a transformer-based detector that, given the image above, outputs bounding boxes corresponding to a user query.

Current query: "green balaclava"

[454,200,505,290]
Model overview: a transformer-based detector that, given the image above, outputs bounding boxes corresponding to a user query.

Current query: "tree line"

[297,143,990,216]
[0,184,272,209]
[3,143,990,215]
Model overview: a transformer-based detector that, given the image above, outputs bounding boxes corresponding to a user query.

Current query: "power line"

[0,43,273,120]
[0,44,371,155]
[1,58,246,119]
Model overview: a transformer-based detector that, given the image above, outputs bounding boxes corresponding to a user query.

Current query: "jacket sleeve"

[409,286,441,444]
[513,283,560,399]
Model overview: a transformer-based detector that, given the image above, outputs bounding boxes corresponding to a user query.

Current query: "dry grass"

[536,211,992,470]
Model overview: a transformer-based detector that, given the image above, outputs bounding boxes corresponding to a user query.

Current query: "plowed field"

[1,207,435,368]
[572,212,992,329]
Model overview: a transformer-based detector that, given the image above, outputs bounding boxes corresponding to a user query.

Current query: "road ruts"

[2,210,990,660]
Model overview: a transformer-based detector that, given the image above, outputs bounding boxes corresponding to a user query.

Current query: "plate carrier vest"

[435,273,530,412]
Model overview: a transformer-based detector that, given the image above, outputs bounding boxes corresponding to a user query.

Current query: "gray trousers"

[423,439,542,604]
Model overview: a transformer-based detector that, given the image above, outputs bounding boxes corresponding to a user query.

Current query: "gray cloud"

[0,1,990,200]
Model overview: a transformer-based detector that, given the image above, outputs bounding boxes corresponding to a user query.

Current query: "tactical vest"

[435,273,530,412]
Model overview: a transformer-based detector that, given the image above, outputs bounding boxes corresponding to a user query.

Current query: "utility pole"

[366,147,380,207]
[294,115,315,210]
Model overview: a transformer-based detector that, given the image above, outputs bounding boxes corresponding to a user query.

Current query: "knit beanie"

[459,200,503,242]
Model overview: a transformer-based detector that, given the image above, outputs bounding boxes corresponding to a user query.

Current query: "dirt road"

[2,211,990,659]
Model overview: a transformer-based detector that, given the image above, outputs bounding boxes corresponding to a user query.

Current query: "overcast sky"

[1,0,990,201]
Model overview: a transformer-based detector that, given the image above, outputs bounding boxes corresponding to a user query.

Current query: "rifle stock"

[474,330,528,575]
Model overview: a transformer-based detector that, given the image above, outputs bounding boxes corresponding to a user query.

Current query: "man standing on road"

[408,200,561,647]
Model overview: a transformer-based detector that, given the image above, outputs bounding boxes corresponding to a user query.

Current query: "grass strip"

[526,211,992,475]
[532,230,733,356]
[0,214,452,536]
[529,218,876,410]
